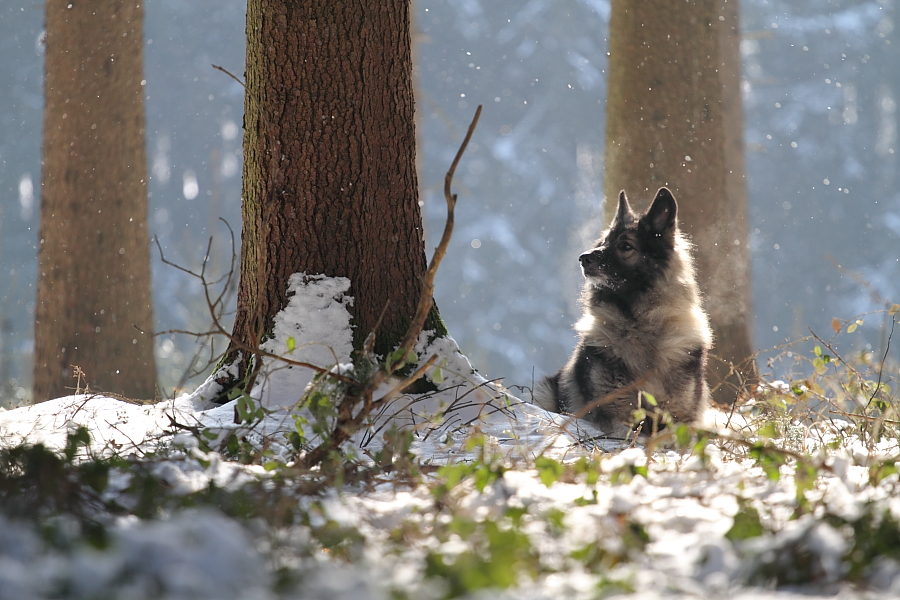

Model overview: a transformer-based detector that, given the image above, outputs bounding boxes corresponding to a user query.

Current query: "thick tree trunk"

[34,0,157,401]
[230,0,444,380]
[604,0,755,403]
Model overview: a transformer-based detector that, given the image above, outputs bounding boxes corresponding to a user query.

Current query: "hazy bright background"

[1,0,897,403]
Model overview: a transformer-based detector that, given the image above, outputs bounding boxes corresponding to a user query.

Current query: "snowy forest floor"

[2,276,900,600]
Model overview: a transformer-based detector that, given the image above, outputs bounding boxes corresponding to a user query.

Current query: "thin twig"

[211,64,246,89]
[154,232,355,385]
[393,104,482,367]
[377,353,440,407]
[564,375,649,426]
[866,315,894,409]
[830,409,900,426]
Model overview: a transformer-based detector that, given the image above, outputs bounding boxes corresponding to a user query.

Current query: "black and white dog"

[534,187,712,436]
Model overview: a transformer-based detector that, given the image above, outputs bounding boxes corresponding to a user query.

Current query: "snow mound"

[254,272,355,408]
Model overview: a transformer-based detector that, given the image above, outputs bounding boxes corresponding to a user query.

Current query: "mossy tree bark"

[229,0,445,380]
[604,0,755,403]
[33,0,157,402]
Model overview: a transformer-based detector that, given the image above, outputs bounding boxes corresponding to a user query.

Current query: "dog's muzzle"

[579,250,604,275]
[580,249,619,288]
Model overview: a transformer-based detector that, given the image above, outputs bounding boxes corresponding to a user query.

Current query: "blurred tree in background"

[33,0,157,401]
[1,0,897,403]
[604,0,755,402]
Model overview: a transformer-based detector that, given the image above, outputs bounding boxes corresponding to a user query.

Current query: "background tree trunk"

[604,0,755,403]
[230,0,445,379]
[34,0,157,401]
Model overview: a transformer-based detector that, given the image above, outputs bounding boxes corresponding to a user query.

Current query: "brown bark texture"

[33,0,157,402]
[230,0,444,373]
[604,0,755,403]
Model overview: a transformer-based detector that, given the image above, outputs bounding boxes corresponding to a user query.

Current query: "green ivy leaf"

[64,426,91,462]
[870,461,899,485]
[632,408,647,424]
[726,505,765,541]
[534,456,563,487]
[573,456,600,485]
[757,422,779,439]
[794,462,818,507]
[750,443,785,481]
[387,348,410,372]
[573,491,599,506]
[674,423,692,447]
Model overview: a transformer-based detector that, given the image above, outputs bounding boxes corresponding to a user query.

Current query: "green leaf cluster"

[433,433,505,499]
[425,516,539,598]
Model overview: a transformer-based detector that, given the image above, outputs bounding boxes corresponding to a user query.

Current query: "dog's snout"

[579,250,601,268]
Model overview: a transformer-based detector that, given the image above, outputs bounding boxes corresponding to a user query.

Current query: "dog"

[533,187,712,436]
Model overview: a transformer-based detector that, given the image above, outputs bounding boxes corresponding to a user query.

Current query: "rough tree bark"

[603,0,755,403]
[34,0,157,401]
[228,0,445,383]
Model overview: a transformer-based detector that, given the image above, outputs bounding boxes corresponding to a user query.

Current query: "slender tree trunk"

[33,0,157,402]
[229,0,444,382]
[604,0,755,403]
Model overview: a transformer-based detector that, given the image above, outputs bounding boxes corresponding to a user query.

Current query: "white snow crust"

[253,273,355,408]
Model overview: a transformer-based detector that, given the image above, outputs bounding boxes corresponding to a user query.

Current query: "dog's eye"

[618,241,634,252]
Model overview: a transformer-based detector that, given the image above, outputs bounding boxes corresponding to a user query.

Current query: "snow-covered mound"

[253,273,355,409]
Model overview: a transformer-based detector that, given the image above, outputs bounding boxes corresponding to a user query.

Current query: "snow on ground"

[2,274,900,599]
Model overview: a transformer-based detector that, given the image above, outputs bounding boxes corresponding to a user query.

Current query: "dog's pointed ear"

[612,190,635,226]
[644,187,677,237]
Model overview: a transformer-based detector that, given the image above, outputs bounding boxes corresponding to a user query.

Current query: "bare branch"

[377,353,440,407]
[394,104,482,367]
[211,64,246,89]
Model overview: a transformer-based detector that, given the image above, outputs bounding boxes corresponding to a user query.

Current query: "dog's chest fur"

[578,290,705,375]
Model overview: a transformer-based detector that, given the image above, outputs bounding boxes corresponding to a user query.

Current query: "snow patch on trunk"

[253,273,354,408]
